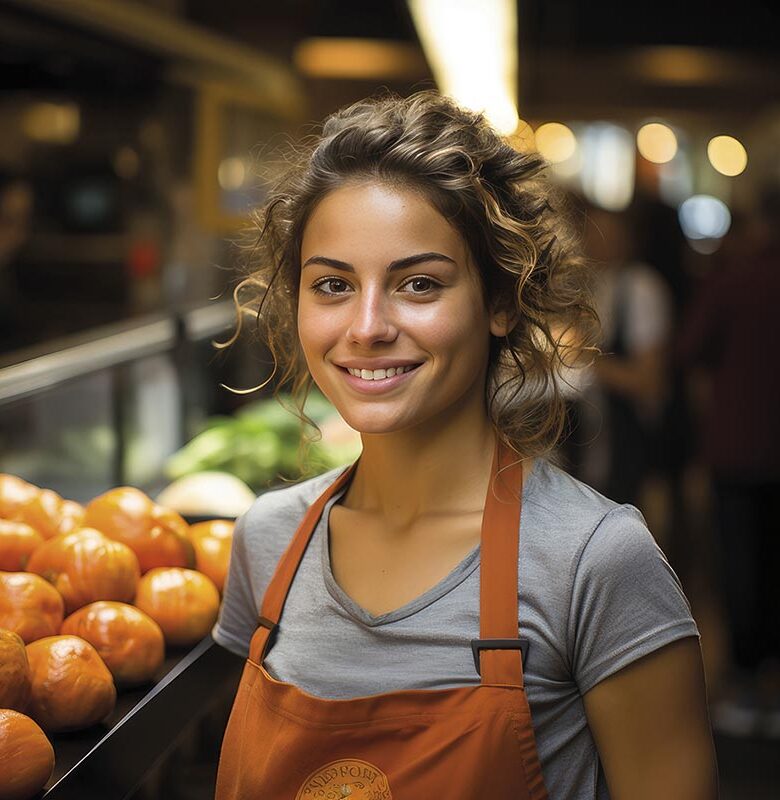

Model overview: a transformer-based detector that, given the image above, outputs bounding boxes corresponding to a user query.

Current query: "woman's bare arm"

[583,637,719,799]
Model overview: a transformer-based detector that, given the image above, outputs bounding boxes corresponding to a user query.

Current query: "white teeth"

[347,365,417,380]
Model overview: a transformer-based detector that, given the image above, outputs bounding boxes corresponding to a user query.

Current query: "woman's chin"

[336,412,414,437]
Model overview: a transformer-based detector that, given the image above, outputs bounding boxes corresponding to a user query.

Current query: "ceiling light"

[408,0,518,134]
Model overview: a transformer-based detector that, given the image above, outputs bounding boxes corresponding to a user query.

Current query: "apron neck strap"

[475,437,525,686]
[249,436,525,688]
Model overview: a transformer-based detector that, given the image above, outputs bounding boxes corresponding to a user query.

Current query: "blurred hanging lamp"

[407,0,519,135]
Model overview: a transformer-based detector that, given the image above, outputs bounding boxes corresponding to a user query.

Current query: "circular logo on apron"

[296,758,393,799]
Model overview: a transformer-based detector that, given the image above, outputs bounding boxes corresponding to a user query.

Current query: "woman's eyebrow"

[302,252,456,272]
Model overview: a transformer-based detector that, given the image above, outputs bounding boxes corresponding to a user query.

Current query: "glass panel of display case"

[0,369,116,503]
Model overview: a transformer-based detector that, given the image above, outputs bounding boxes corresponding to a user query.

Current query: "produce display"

[164,391,362,493]
[0,473,237,798]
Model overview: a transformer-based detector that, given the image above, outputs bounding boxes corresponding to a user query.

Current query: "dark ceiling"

[182,0,780,117]
[183,0,780,53]
[0,0,777,116]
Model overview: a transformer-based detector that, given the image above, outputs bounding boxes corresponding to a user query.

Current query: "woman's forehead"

[300,182,469,265]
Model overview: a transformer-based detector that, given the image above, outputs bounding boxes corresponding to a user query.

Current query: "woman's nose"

[346,289,398,345]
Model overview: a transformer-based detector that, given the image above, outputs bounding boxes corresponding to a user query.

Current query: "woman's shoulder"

[522,458,660,587]
[235,466,347,550]
[525,457,646,540]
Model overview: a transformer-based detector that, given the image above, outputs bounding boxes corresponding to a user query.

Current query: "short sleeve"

[568,505,699,695]
[212,513,259,659]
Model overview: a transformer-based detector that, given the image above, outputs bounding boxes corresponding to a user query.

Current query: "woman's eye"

[311,278,350,296]
[310,275,440,297]
[402,276,439,294]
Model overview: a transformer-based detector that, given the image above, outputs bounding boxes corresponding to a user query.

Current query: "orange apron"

[216,439,549,799]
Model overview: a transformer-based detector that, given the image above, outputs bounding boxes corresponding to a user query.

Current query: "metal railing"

[0,301,234,406]
[0,301,235,487]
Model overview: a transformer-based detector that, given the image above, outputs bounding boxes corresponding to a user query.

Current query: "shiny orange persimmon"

[189,520,234,594]
[0,519,44,571]
[0,572,64,644]
[0,474,38,520]
[14,489,86,540]
[26,528,140,615]
[0,629,31,712]
[25,635,116,733]
[189,519,235,541]
[135,567,220,647]
[84,487,194,573]
[0,709,55,800]
[61,601,165,687]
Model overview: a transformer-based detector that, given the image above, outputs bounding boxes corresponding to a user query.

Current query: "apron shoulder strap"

[248,463,357,664]
[475,440,526,687]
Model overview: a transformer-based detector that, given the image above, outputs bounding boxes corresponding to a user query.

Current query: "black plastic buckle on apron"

[258,615,280,657]
[470,638,530,676]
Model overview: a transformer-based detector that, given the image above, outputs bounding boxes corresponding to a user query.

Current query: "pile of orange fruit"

[0,474,235,800]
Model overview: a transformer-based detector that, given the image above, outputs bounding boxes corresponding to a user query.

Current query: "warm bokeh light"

[678,194,731,241]
[707,135,748,177]
[408,0,519,134]
[21,102,80,144]
[535,122,577,164]
[218,157,246,191]
[636,122,678,164]
[113,147,140,180]
[293,38,426,80]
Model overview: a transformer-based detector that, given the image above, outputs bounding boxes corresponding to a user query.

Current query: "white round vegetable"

[157,471,256,517]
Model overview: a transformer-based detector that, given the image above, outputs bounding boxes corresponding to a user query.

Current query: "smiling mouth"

[341,364,422,381]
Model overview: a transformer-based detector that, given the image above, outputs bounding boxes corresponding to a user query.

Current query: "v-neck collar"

[318,458,539,628]
[319,486,482,627]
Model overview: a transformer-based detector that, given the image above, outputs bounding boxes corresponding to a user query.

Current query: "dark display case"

[42,636,244,800]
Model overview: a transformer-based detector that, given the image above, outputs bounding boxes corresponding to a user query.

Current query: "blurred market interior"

[0,0,778,796]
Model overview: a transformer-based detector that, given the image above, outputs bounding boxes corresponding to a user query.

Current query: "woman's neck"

[342,413,501,528]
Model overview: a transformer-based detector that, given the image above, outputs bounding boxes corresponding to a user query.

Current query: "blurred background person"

[578,205,673,511]
[678,186,780,737]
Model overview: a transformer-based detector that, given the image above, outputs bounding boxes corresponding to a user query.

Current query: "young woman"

[212,92,717,799]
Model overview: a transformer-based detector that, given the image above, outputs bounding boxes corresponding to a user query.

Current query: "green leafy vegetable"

[165,392,361,491]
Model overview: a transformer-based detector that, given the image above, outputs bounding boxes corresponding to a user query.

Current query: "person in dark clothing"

[630,169,694,577]
[678,189,780,735]
[583,206,672,507]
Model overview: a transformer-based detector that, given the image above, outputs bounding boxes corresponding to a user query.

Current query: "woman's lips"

[338,363,421,394]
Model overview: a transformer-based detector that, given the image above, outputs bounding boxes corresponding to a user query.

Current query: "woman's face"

[297,181,510,436]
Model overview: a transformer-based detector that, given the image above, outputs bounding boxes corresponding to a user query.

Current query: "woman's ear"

[489,306,521,338]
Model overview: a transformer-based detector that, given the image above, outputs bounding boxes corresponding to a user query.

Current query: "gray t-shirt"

[213,457,699,799]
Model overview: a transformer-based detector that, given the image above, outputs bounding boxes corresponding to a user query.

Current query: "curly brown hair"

[220,90,598,463]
